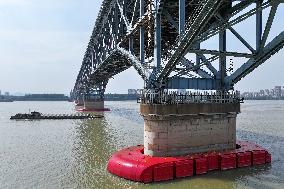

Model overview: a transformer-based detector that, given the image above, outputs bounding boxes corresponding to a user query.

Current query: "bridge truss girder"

[72,0,284,100]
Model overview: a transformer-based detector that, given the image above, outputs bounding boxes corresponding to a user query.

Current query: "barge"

[10,111,103,120]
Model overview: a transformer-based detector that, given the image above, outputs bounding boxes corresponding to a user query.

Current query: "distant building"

[4,92,9,96]
[0,90,1,96]
[270,89,275,97]
[265,89,270,96]
[253,92,260,97]
[241,85,284,100]
[259,90,265,96]
[274,86,281,98]
[11,94,69,101]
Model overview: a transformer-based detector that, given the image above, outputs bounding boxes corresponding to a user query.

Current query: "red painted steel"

[107,141,271,183]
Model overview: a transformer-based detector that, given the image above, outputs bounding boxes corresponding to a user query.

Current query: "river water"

[0,100,284,189]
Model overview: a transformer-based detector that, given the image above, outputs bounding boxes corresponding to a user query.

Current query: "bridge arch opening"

[105,67,144,94]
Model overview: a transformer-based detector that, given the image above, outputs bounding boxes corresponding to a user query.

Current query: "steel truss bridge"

[71,0,284,101]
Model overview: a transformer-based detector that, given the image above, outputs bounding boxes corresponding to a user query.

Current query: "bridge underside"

[72,0,284,101]
[89,48,148,86]
[72,0,283,166]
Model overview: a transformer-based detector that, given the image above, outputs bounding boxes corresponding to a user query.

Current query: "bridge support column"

[84,100,105,110]
[75,99,84,110]
[80,99,110,112]
[140,103,240,156]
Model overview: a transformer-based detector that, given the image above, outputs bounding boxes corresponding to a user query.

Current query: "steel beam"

[219,29,227,89]
[154,9,162,73]
[229,26,255,53]
[140,0,145,64]
[256,0,263,51]
[215,14,255,53]
[179,57,212,78]
[198,1,271,44]
[129,35,134,53]
[114,4,119,47]
[116,0,131,31]
[158,0,223,83]
[260,3,279,50]
[130,0,140,26]
[165,10,179,30]
[167,77,221,90]
[189,49,253,58]
[179,0,185,40]
[227,31,284,85]
[195,43,201,65]
[198,54,218,76]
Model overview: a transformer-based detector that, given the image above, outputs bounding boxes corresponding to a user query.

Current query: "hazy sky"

[0,1,283,94]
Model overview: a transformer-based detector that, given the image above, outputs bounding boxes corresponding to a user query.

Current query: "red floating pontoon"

[107,141,271,183]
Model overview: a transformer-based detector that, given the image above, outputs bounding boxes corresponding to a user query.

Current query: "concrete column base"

[140,103,240,157]
[75,100,84,110]
[84,100,105,110]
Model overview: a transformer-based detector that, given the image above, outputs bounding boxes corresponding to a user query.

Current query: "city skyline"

[0,1,284,94]
[242,85,284,98]
[2,83,284,96]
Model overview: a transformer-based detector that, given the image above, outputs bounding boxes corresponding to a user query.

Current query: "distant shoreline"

[243,97,284,100]
[0,93,140,102]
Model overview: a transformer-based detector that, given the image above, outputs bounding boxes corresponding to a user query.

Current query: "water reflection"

[70,114,138,188]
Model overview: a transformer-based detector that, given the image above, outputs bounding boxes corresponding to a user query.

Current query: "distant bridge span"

[71,0,284,101]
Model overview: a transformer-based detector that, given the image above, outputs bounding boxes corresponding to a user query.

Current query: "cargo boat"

[10,111,103,120]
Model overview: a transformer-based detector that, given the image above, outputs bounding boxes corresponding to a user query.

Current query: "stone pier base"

[84,100,105,110]
[75,100,84,110]
[140,103,240,157]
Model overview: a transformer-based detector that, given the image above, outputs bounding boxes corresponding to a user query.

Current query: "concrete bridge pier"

[140,102,240,157]
[83,99,106,111]
[75,99,84,110]
[108,92,271,182]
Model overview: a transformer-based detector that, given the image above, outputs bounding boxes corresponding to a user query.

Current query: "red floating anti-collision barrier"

[107,141,271,183]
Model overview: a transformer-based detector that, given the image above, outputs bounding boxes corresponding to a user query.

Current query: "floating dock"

[10,111,103,120]
[107,141,271,183]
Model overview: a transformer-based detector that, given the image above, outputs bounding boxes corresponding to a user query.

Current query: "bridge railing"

[139,90,242,104]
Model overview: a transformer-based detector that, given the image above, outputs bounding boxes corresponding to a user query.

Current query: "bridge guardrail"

[139,90,243,104]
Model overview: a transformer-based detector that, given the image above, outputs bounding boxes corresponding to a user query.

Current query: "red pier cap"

[107,141,271,183]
